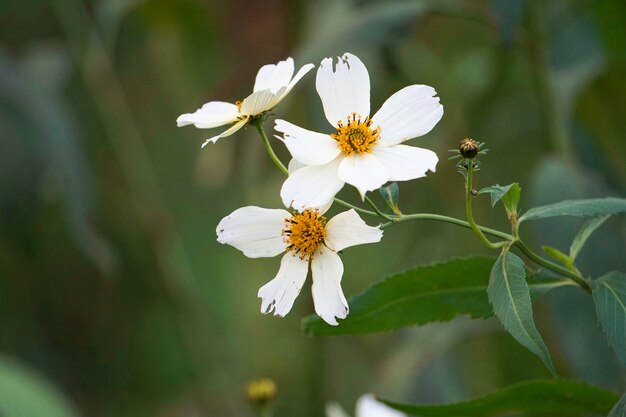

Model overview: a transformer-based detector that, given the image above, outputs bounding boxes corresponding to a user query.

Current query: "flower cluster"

[178,53,443,325]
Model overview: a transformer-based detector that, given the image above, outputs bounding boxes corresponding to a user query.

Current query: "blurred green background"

[1,0,625,416]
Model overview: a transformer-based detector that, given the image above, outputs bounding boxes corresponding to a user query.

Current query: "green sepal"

[379,182,401,214]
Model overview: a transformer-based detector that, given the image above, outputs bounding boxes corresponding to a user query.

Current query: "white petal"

[286,159,334,215]
[254,57,295,94]
[326,403,351,417]
[311,248,348,326]
[287,159,334,215]
[276,119,341,166]
[271,63,315,106]
[281,157,345,211]
[288,158,307,175]
[258,252,309,317]
[177,101,240,128]
[337,154,389,199]
[324,209,383,252]
[372,85,444,146]
[201,117,248,147]
[216,206,289,258]
[240,90,276,116]
[356,394,406,417]
[316,53,370,127]
[371,145,438,181]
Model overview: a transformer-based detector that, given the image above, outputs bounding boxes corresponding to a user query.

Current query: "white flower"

[177,57,314,147]
[216,206,383,325]
[276,53,443,211]
[327,394,406,417]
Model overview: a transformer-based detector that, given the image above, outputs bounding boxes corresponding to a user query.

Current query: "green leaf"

[478,184,515,207]
[569,215,610,260]
[302,257,569,336]
[519,197,626,222]
[501,183,521,216]
[591,271,626,366]
[379,182,400,214]
[488,251,555,374]
[0,355,80,417]
[608,392,626,417]
[382,379,619,417]
[541,245,572,268]
[479,183,521,218]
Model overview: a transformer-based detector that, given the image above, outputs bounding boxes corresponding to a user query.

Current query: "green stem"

[465,162,509,249]
[334,198,378,217]
[364,195,394,221]
[381,213,513,240]
[254,121,378,218]
[382,212,589,291]
[255,406,274,417]
[514,240,591,292]
[252,122,590,292]
[254,119,289,176]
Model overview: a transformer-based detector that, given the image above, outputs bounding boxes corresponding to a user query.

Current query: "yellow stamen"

[331,112,380,156]
[282,209,327,260]
[235,100,243,112]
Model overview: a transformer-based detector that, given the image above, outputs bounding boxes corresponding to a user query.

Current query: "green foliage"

[303,257,569,336]
[519,198,626,222]
[478,183,521,218]
[382,379,619,417]
[541,214,610,271]
[488,251,555,374]
[591,271,626,366]
[379,182,400,214]
[2,0,625,414]
[569,215,610,260]
[501,183,521,217]
[0,355,79,417]
[478,184,515,207]
[608,393,626,417]
[541,245,573,269]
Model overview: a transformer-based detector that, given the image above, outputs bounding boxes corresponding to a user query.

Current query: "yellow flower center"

[331,113,380,156]
[246,379,277,407]
[282,209,327,260]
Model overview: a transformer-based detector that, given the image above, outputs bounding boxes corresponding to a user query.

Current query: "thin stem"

[364,195,394,221]
[514,240,591,292]
[252,122,591,292]
[381,213,514,241]
[382,212,590,292]
[465,162,509,249]
[253,119,289,175]
[255,406,274,417]
[334,198,378,217]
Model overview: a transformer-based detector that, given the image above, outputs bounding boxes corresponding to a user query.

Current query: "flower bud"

[246,378,277,408]
[459,138,479,159]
